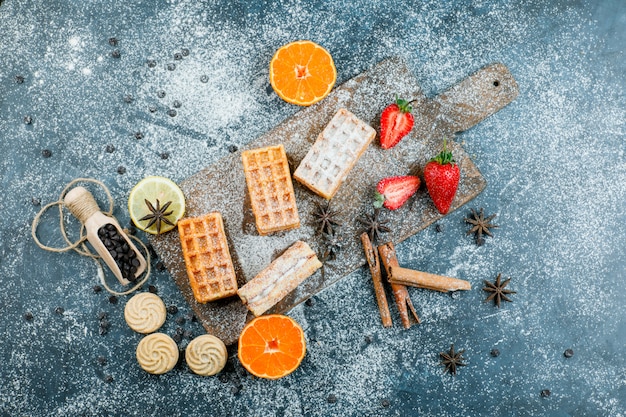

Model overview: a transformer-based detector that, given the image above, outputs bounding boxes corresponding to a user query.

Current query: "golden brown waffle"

[293,108,376,199]
[178,213,238,303]
[241,144,300,235]
[237,241,322,316]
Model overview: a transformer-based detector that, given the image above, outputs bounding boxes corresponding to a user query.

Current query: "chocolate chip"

[123,94,133,103]
[99,326,108,336]
[167,305,178,314]
[157,90,166,98]
[200,75,209,83]
[365,335,373,344]
[41,149,52,158]
[173,53,182,61]
[305,298,315,307]
[104,375,114,383]
[100,319,110,329]
[230,385,240,395]
[185,313,196,322]
[108,295,118,304]
[176,327,184,335]
[181,48,190,56]
[490,348,500,357]
[15,75,25,84]
[116,166,126,175]
[93,285,102,293]
[108,37,118,46]
[327,394,337,404]
[175,316,186,325]
[134,132,143,140]
[564,349,574,358]
[148,285,158,294]
[435,223,444,233]
[111,50,121,59]
[97,356,107,365]
[381,399,390,408]
[167,63,176,71]
[167,109,177,117]
[147,59,156,68]
[172,333,182,343]
[31,197,41,206]
[24,312,34,321]
[54,307,64,315]
[540,389,551,398]
[98,312,107,320]
[159,152,169,160]
[173,100,181,108]
[105,144,115,153]
[148,106,157,113]
[184,330,193,339]
[227,144,238,153]
[24,116,33,125]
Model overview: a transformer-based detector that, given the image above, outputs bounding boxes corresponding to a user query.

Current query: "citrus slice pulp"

[238,314,306,379]
[269,40,336,106]
[128,176,185,235]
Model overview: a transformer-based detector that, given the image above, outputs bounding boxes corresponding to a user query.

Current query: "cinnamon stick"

[389,266,471,292]
[360,233,392,328]
[378,242,420,328]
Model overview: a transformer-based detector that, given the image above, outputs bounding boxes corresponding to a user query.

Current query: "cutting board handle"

[433,63,519,133]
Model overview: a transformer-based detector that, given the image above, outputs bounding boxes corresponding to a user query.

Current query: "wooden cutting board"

[150,57,518,345]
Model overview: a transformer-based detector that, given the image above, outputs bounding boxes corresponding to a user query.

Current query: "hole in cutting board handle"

[493,80,500,87]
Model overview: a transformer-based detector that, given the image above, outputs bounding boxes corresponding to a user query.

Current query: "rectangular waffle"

[293,108,376,199]
[237,241,322,316]
[178,212,238,303]
[241,144,300,235]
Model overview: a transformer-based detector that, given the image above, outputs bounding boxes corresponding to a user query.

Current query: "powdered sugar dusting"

[1,0,624,416]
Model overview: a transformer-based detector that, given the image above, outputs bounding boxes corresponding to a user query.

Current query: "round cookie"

[185,334,227,376]
[136,333,179,375]
[124,292,166,334]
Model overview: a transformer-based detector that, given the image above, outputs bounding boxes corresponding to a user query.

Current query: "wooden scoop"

[64,186,147,285]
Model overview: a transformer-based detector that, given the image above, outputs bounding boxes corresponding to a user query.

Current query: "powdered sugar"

[1,0,624,416]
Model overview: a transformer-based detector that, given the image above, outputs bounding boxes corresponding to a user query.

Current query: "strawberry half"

[379,97,415,149]
[374,175,421,210]
[424,140,460,214]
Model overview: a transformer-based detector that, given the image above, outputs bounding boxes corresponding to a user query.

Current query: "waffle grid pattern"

[294,108,376,199]
[178,213,238,303]
[242,145,300,235]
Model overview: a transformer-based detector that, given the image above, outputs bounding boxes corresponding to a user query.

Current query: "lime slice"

[128,176,185,235]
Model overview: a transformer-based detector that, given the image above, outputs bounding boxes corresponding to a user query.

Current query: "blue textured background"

[0,1,624,416]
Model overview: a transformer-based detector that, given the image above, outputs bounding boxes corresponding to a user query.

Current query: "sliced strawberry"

[379,97,415,149]
[374,175,421,210]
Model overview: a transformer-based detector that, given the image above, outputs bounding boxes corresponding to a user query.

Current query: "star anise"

[464,208,498,246]
[322,231,343,261]
[312,201,342,235]
[138,199,174,235]
[357,208,392,244]
[439,344,466,375]
[483,273,516,307]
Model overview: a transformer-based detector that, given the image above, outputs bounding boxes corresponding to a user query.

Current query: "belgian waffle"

[237,241,322,316]
[241,144,300,235]
[178,212,238,303]
[293,108,376,199]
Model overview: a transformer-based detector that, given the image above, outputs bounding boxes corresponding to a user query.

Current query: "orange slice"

[238,314,306,379]
[269,40,336,106]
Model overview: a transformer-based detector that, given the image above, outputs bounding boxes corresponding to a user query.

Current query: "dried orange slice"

[269,40,336,106]
[238,314,306,379]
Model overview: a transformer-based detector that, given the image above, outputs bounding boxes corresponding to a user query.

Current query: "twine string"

[31,178,151,296]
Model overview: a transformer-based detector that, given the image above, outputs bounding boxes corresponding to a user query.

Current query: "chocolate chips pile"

[97,224,140,282]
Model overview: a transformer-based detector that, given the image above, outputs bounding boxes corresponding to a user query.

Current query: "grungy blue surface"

[0,0,624,416]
